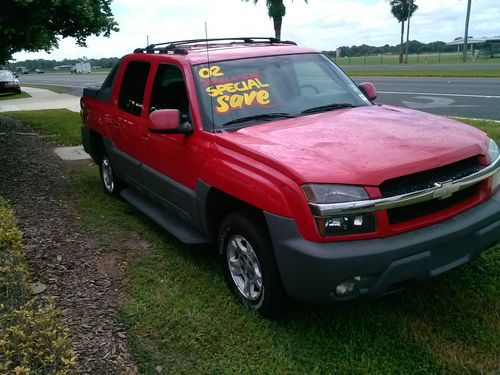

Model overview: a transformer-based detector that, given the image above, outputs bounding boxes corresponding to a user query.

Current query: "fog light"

[335,279,359,297]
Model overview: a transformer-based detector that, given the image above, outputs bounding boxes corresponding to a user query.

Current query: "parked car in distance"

[0,70,21,94]
[35,69,45,74]
[80,38,500,316]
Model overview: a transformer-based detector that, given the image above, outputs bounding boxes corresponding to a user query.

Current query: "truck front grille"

[381,156,482,224]
[380,156,481,198]
[387,185,478,224]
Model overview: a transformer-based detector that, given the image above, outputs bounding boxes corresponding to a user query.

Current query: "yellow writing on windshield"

[206,78,272,114]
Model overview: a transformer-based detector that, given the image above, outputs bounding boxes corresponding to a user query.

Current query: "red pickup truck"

[81,38,500,315]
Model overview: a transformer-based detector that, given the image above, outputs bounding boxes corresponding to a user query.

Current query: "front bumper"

[265,190,500,303]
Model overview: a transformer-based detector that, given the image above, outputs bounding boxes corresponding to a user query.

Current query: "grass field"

[347,69,500,78]
[0,91,30,101]
[22,84,69,94]
[334,52,500,66]
[3,109,499,373]
[6,109,81,145]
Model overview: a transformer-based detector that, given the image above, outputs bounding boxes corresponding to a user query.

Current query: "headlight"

[302,184,369,203]
[487,138,499,163]
[302,184,376,236]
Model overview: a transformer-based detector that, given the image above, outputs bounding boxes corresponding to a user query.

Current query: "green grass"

[22,84,68,94]
[335,52,500,66]
[5,109,81,146]
[5,109,498,372]
[68,119,500,373]
[347,69,500,78]
[0,91,31,100]
[457,118,500,140]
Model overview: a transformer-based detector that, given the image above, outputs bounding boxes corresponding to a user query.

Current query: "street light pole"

[463,0,472,62]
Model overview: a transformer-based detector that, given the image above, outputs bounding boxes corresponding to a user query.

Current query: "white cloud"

[12,0,500,61]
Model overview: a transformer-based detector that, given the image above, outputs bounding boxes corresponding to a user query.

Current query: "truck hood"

[215,105,488,186]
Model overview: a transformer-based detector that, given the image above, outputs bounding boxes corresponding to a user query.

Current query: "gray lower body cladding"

[265,190,500,303]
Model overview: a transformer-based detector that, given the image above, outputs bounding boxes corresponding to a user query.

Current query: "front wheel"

[218,210,287,316]
[99,155,123,196]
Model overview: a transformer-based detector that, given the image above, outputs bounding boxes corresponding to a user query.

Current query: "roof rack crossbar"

[133,37,296,54]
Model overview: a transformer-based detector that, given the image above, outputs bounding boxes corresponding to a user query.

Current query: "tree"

[389,0,417,64]
[463,0,472,62]
[243,0,308,40]
[404,0,418,63]
[0,0,119,64]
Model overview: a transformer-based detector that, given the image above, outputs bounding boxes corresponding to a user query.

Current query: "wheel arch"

[82,127,105,163]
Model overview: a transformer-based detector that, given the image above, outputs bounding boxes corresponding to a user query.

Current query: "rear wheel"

[99,154,123,196]
[218,210,287,316]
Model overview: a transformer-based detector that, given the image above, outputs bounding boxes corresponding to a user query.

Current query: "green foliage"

[0,204,76,374]
[389,0,418,23]
[0,207,31,308]
[243,0,308,39]
[7,57,120,72]
[5,109,82,146]
[0,0,119,63]
[0,92,31,101]
[0,299,76,374]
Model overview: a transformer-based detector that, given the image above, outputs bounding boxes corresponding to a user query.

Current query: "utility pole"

[404,0,412,63]
[463,0,472,62]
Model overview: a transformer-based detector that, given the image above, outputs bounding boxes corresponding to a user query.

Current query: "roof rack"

[133,37,297,54]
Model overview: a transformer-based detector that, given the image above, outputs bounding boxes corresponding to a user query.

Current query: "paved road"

[19,73,500,120]
[352,77,500,120]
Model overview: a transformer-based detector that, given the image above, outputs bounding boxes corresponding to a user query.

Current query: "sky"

[12,0,500,61]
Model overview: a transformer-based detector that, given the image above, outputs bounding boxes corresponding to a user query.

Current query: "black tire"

[99,154,123,196]
[218,210,287,316]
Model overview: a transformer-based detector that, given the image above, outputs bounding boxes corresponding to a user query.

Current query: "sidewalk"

[0,87,80,113]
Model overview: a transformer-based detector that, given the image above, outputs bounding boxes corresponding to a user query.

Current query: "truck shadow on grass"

[70,164,499,374]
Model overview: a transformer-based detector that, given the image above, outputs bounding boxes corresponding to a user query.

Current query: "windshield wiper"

[301,103,357,114]
[222,113,295,127]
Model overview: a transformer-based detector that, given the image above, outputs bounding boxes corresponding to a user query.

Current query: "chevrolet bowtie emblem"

[433,180,460,200]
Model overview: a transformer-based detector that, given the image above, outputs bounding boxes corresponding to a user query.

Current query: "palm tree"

[243,0,308,40]
[463,0,472,62]
[404,0,418,63]
[389,0,417,64]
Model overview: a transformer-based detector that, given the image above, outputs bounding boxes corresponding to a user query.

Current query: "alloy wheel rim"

[226,234,263,301]
[102,158,114,192]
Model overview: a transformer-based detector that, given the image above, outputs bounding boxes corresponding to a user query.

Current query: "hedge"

[0,204,76,374]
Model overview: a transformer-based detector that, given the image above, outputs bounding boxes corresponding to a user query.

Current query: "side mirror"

[148,109,193,134]
[358,82,377,102]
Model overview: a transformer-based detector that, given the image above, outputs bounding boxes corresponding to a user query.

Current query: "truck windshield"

[193,53,371,131]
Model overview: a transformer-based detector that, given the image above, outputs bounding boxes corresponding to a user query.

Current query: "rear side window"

[118,61,151,116]
[96,63,119,101]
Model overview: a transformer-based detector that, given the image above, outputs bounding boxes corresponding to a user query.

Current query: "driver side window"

[150,64,190,116]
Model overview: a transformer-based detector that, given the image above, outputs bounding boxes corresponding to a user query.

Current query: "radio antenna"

[205,22,216,133]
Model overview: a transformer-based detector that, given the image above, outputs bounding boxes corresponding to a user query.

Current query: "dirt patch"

[97,230,150,283]
[0,115,141,374]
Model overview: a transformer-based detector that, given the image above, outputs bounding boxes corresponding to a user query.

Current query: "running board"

[120,188,210,245]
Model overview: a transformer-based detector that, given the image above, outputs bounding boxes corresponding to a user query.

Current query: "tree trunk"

[273,16,282,40]
[463,0,472,62]
[405,13,411,63]
[399,20,405,64]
